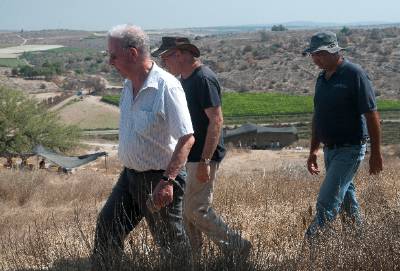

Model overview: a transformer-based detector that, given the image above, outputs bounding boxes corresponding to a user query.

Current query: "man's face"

[107,38,133,77]
[311,50,337,70]
[160,49,181,76]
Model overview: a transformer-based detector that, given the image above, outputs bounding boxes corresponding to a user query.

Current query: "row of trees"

[20,48,113,81]
[11,62,63,79]
[271,24,288,31]
[0,86,81,154]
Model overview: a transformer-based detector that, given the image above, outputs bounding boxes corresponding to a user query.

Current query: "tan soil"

[219,148,308,176]
[56,95,119,129]
[0,68,62,93]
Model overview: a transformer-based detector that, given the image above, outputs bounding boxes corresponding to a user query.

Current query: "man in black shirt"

[152,37,251,261]
[303,31,383,238]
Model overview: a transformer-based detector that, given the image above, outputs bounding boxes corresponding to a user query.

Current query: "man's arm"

[364,111,383,175]
[197,106,223,182]
[153,133,194,209]
[164,133,195,179]
[307,113,321,175]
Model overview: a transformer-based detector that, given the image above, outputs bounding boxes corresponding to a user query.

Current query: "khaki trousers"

[184,162,246,255]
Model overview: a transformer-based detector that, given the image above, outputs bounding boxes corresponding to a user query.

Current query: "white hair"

[108,24,150,56]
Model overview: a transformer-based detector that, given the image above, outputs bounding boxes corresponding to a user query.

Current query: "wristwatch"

[161,175,175,184]
[199,158,211,165]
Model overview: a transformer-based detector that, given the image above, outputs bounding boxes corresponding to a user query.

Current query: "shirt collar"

[182,65,202,82]
[138,61,159,92]
[335,57,348,73]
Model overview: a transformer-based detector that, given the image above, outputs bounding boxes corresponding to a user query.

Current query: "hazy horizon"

[0,20,398,32]
[1,0,399,31]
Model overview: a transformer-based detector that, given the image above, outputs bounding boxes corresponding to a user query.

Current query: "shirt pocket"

[132,110,156,136]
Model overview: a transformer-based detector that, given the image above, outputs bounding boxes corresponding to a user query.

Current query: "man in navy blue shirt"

[303,31,383,238]
[152,37,251,263]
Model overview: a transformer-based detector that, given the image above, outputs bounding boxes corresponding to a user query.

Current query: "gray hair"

[108,24,150,56]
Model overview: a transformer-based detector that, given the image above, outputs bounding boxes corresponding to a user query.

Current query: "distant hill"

[147,21,400,35]
[0,25,399,99]
[193,27,400,99]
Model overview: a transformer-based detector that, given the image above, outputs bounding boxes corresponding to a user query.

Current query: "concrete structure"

[224,123,298,149]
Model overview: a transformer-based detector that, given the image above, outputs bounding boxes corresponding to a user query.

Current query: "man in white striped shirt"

[92,24,194,270]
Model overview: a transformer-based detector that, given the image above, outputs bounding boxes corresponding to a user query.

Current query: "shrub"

[0,85,81,154]
[340,26,352,36]
[271,24,288,31]
[259,30,270,42]
[242,45,253,54]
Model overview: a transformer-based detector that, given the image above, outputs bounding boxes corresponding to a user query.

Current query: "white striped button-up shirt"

[118,63,193,171]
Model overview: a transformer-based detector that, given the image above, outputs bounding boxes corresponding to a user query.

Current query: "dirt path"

[49,95,77,111]
[219,149,308,176]
[86,95,120,113]
[16,34,27,46]
[82,138,309,176]
[52,95,120,112]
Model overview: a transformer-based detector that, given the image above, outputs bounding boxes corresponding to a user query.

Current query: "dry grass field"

[0,146,399,270]
[0,26,399,270]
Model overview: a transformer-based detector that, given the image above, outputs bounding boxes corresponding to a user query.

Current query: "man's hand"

[153,180,173,209]
[307,153,320,175]
[196,163,211,183]
[364,111,383,175]
[369,151,383,175]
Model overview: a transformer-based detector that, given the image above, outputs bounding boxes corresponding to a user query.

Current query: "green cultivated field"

[102,92,400,144]
[102,92,400,121]
[0,58,26,67]
[223,92,314,117]
[101,95,120,106]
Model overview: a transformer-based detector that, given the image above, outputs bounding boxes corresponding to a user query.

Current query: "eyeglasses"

[105,46,137,61]
[160,51,176,60]
[104,50,120,62]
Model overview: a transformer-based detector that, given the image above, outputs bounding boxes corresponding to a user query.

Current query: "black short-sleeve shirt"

[314,59,377,144]
[181,65,226,162]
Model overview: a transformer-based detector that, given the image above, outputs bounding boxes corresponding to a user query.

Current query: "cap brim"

[151,43,201,58]
[302,46,345,56]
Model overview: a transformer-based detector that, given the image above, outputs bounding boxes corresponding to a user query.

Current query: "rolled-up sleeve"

[164,86,194,139]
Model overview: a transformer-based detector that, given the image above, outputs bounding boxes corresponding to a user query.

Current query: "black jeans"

[92,167,190,270]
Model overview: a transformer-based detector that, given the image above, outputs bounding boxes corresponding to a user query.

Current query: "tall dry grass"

[0,153,399,270]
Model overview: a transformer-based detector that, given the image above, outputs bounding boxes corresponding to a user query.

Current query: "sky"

[0,0,399,31]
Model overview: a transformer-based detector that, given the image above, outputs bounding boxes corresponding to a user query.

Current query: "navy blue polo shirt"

[181,65,226,162]
[314,59,377,144]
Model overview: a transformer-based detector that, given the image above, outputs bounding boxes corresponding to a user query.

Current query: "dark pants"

[92,167,191,270]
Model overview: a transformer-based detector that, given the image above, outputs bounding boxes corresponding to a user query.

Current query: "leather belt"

[324,139,367,149]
